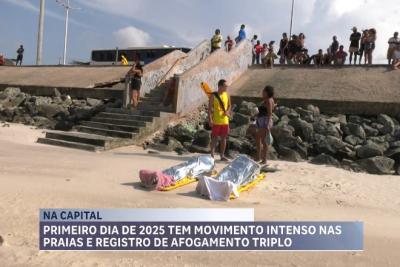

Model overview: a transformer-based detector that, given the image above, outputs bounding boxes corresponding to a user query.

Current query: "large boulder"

[356,142,384,159]
[232,113,250,127]
[1,87,21,98]
[289,118,314,142]
[315,135,347,156]
[86,98,103,107]
[238,101,258,117]
[377,114,395,135]
[342,123,366,139]
[357,156,395,175]
[33,116,55,129]
[276,145,303,162]
[192,130,210,148]
[229,125,249,138]
[306,104,320,117]
[344,135,364,146]
[271,124,299,148]
[363,123,379,137]
[36,104,69,119]
[165,124,196,143]
[310,154,341,167]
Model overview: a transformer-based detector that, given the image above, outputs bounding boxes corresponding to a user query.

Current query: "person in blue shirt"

[236,24,246,43]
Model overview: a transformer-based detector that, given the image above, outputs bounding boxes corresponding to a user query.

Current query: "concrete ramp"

[0,66,131,88]
[230,66,400,115]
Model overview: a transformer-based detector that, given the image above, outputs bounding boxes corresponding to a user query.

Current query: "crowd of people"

[210,25,400,69]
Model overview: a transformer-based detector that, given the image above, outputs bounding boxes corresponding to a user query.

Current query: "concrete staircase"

[37,83,176,152]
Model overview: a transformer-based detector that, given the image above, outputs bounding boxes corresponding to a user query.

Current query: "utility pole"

[36,0,46,65]
[56,0,80,65]
[289,0,295,38]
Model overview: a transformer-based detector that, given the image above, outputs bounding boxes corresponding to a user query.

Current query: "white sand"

[0,123,399,267]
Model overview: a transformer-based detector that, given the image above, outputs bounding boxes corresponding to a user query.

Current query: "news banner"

[40,209,363,251]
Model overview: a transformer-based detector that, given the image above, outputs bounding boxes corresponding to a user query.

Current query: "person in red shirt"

[0,54,4,66]
[335,45,348,65]
[224,36,234,52]
[254,40,263,65]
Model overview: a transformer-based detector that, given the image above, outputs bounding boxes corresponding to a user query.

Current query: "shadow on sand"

[113,152,193,162]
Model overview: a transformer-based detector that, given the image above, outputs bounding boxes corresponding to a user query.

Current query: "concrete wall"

[140,50,187,95]
[174,40,252,114]
[231,96,400,116]
[173,40,211,74]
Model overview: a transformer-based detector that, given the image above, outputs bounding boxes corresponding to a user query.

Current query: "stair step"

[105,108,161,117]
[37,138,104,152]
[96,112,153,122]
[81,120,142,132]
[76,126,136,139]
[45,131,114,147]
[136,104,174,113]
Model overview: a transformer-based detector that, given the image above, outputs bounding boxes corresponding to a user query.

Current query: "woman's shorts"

[130,78,142,91]
[349,46,359,53]
[256,116,273,130]
[211,124,229,137]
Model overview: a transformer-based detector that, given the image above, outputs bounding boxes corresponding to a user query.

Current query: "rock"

[310,154,341,167]
[189,144,210,154]
[72,107,93,121]
[344,135,364,146]
[363,123,379,137]
[228,137,255,155]
[238,101,258,117]
[87,98,103,107]
[357,156,395,175]
[54,88,62,97]
[315,136,347,156]
[167,137,184,151]
[229,125,249,138]
[72,99,88,107]
[233,113,250,126]
[33,116,55,129]
[165,124,196,143]
[10,93,27,107]
[2,87,21,98]
[147,143,173,152]
[54,120,74,131]
[390,141,400,148]
[326,114,347,124]
[385,147,400,159]
[37,104,68,119]
[348,115,362,124]
[289,118,314,142]
[192,130,210,147]
[267,146,279,160]
[295,107,313,118]
[343,123,366,139]
[276,145,303,162]
[377,114,395,135]
[356,142,384,159]
[306,104,320,117]
[325,123,342,138]
[32,96,52,106]
[271,124,298,148]
[341,159,363,172]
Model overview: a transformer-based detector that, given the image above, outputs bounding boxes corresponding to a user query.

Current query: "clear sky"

[1,0,399,65]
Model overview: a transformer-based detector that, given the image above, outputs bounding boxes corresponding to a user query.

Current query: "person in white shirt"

[387,32,399,64]
[251,35,258,65]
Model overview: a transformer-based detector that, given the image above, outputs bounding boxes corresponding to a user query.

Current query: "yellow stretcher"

[159,170,218,192]
[230,173,267,200]
[159,177,198,192]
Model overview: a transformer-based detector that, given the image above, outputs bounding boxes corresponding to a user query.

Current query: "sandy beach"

[0,123,399,267]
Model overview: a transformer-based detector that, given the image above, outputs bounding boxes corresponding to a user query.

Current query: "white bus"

[90,46,191,65]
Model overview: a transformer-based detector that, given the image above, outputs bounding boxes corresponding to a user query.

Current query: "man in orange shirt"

[208,79,231,161]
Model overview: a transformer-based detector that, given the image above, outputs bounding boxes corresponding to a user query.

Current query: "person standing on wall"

[251,35,259,65]
[349,27,361,65]
[128,62,143,110]
[387,32,399,65]
[211,29,223,53]
[208,79,231,161]
[16,45,24,66]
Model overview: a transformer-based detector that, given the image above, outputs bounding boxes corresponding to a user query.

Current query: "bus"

[90,46,191,65]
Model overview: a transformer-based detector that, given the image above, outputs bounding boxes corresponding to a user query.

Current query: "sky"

[1,0,399,65]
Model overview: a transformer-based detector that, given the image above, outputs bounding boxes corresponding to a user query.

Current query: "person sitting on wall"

[335,45,348,65]
[264,48,278,68]
[311,49,325,67]
[211,29,223,53]
[225,36,234,52]
[235,24,247,43]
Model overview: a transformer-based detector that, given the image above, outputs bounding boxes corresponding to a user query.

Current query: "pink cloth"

[139,170,175,190]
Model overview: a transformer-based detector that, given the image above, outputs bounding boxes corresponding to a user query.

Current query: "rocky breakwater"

[149,101,400,176]
[0,87,121,130]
